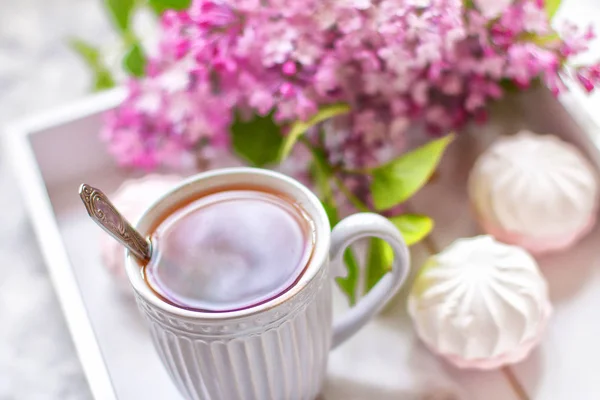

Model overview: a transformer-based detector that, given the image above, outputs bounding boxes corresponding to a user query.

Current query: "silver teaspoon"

[79,183,152,262]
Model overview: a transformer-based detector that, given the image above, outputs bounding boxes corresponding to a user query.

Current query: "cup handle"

[330,213,410,349]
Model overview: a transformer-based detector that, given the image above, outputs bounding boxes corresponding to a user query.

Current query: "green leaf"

[231,111,283,167]
[279,103,351,161]
[104,0,135,32]
[545,0,562,19]
[321,201,338,226]
[69,38,116,92]
[312,153,334,202]
[148,0,192,14]
[317,170,359,305]
[95,70,117,91]
[308,140,359,305]
[123,42,147,77]
[365,238,394,293]
[364,214,433,293]
[69,38,100,64]
[524,32,561,46]
[320,197,360,305]
[371,134,454,210]
[337,250,360,305]
[389,214,433,246]
[364,214,433,292]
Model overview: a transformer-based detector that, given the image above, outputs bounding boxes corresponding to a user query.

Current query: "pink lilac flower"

[103,0,600,172]
[575,65,600,93]
[101,61,231,170]
[473,0,514,19]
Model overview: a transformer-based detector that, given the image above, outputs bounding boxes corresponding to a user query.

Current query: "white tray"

[5,85,600,400]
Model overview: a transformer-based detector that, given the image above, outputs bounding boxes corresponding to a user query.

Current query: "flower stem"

[333,175,370,212]
[298,134,371,212]
[297,135,313,148]
[337,166,372,176]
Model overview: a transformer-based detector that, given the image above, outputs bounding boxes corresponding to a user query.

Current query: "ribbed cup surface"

[135,265,331,400]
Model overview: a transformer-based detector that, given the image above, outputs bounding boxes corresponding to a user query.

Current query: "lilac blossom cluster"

[102,0,600,170]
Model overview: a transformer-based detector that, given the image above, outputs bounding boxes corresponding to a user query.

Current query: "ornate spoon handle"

[79,183,152,262]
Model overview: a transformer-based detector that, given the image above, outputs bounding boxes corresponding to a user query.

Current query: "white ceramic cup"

[125,168,410,400]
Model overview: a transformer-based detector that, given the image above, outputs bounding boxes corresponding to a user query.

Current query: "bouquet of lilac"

[87,0,599,303]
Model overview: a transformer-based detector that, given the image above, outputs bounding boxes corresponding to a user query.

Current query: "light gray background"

[0,0,112,398]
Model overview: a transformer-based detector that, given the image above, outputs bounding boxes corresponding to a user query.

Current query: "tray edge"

[2,90,126,400]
